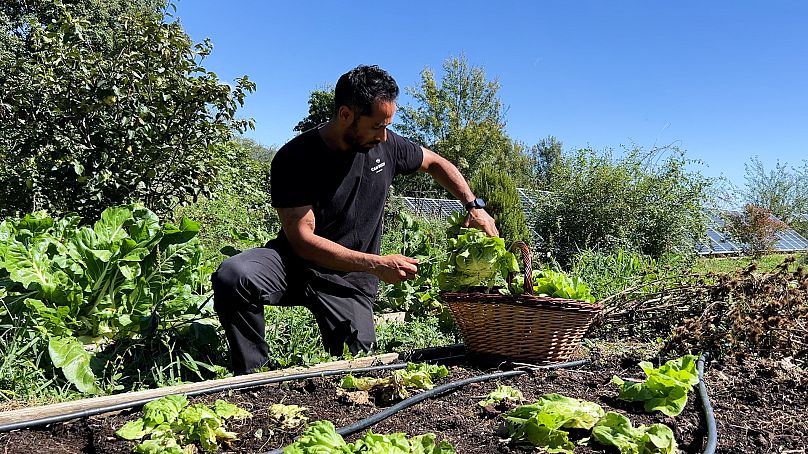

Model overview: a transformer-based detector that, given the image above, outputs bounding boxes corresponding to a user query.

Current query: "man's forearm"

[289,233,381,274]
[420,147,476,204]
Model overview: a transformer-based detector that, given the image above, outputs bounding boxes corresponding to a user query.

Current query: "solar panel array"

[696,211,808,254]
[400,197,463,219]
[400,192,808,255]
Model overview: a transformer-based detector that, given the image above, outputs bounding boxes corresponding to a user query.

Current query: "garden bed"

[0,342,805,453]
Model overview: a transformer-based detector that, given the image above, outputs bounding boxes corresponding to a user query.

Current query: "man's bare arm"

[277,206,418,284]
[418,146,499,237]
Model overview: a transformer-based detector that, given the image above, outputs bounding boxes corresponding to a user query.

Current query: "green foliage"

[0,2,255,219]
[569,248,687,300]
[611,355,699,417]
[379,210,447,319]
[294,87,335,133]
[503,394,606,453]
[284,420,455,453]
[510,268,595,302]
[374,317,460,352]
[263,306,333,369]
[592,412,677,454]
[478,384,523,408]
[741,156,808,226]
[0,205,215,393]
[395,54,532,196]
[175,139,279,263]
[470,164,530,246]
[530,136,563,189]
[533,146,711,264]
[340,362,449,401]
[115,394,251,453]
[437,217,519,292]
[721,204,787,258]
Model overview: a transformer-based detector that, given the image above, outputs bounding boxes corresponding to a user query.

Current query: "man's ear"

[337,105,354,125]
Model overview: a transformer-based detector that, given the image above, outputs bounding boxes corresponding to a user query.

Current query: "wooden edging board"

[0,352,401,426]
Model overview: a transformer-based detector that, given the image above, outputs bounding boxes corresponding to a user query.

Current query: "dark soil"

[0,343,806,453]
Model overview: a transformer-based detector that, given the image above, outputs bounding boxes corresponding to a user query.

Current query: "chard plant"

[0,204,215,393]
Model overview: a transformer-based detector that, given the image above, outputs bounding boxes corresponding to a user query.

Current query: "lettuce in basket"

[437,222,519,292]
[510,269,595,303]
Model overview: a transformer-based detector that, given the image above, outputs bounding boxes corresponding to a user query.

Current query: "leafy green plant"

[0,204,213,393]
[611,355,699,417]
[116,394,251,453]
[0,3,255,219]
[592,411,677,454]
[340,362,449,401]
[437,213,519,292]
[379,211,445,316]
[503,393,605,453]
[284,420,455,453]
[532,146,711,264]
[478,384,523,408]
[510,268,595,302]
[374,316,459,352]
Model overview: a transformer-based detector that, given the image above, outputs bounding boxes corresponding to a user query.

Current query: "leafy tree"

[395,55,531,196]
[741,157,808,226]
[530,136,563,189]
[293,87,334,134]
[0,3,255,219]
[470,164,530,246]
[722,204,787,258]
[533,146,712,264]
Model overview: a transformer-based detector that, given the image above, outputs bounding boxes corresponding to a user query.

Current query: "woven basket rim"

[439,290,604,313]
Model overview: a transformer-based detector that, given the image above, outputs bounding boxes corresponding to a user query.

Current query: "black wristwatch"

[464,197,486,211]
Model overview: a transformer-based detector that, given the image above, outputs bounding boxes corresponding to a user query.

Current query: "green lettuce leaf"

[479,384,524,407]
[612,355,699,416]
[592,411,678,454]
[504,394,605,453]
[143,394,188,426]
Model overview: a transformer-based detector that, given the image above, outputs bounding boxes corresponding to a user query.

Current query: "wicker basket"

[441,242,603,364]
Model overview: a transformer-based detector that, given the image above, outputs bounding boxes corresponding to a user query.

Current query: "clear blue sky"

[173,0,807,189]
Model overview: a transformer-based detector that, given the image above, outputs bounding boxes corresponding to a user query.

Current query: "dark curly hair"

[334,65,399,117]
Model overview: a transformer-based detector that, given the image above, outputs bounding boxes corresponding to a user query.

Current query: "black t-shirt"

[270,128,424,294]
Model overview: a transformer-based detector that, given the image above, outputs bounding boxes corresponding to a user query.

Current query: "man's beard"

[345,120,380,153]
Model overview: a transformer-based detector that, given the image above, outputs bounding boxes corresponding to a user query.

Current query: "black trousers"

[211,240,376,374]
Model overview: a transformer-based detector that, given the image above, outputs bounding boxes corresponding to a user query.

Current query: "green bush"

[175,139,279,264]
[470,164,530,246]
[569,248,689,300]
[0,3,254,220]
[533,146,711,264]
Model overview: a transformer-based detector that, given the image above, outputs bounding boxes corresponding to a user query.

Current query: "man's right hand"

[372,254,419,284]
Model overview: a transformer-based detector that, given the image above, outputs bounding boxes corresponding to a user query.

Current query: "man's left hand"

[464,209,499,237]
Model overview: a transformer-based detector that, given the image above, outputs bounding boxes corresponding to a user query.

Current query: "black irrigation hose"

[0,359,470,434]
[697,354,718,454]
[264,359,591,454]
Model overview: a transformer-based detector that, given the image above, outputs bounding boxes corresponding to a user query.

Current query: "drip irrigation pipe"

[266,356,720,454]
[0,356,464,434]
[264,359,591,454]
[697,355,718,454]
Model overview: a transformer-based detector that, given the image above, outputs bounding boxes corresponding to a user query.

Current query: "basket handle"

[508,241,533,295]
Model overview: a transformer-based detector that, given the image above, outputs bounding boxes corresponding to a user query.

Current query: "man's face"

[344,100,395,152]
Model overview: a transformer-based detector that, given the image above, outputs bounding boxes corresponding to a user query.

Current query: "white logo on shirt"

[371,161,386,173]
